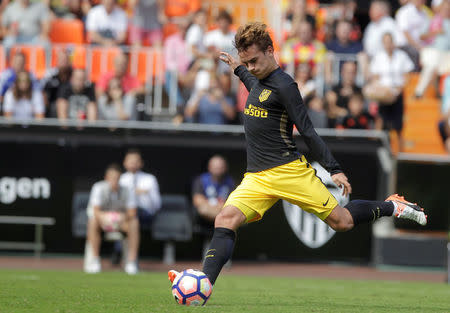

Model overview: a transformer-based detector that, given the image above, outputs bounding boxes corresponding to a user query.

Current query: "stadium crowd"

[0,0,449,151]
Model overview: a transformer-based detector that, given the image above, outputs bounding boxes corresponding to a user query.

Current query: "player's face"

[123,153,142,173]
[239,44,275,79]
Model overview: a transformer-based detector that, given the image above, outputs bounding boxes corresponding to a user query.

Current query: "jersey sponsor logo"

[283,162,349,248]
[244,104,268,118]
[258,89,272,102]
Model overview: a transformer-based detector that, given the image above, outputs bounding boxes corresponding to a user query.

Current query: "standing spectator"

[42,50,73,118]
[325,61,360,127]
[336,92,376,130]
[325,19,368,84]
[363,0,400,59]
[1,0,51,58]
[283,0,316,36]
[86,0,127,46]
[184,76,236,124]
[97,77,136,120]
[96,52,144,99]
[395,0,430,70]
[56,69,97,121]
[294,63,316,103]
[128,0,166,47]
[415,0,450,98]
[280,20,327,75]
[363,33,414,151]
[0,52,39,100]
[204,9,236,75]
[84,163,139,275]
[2,70,44,120]
[185,8,208,60]
[192,155,234,231]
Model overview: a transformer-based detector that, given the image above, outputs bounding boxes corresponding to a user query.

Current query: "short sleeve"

[395,8,409,32]
[3,90,14,113]
[85,7,97,32]
[89,183,103,207]
[186,25,201,46]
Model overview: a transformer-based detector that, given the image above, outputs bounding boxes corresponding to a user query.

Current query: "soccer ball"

[171,269,212,306]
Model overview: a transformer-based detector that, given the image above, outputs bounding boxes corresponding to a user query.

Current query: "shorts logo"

[244,104,268,118]
[283,162,349,248]
[258,89,272,102]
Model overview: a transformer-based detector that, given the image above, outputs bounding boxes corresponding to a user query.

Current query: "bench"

[0,215,55,258]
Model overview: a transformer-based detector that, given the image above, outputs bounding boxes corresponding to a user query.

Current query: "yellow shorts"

[224,156,338,223]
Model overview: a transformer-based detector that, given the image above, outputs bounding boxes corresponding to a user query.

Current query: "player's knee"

[330,221,353,232]
[214,206,245,231]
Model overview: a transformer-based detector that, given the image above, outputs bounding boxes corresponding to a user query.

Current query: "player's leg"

[201,205,246,285]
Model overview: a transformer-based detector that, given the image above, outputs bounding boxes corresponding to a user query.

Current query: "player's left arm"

[280,82,352,196]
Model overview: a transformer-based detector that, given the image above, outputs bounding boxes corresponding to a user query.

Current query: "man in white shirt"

[85,164,140,275]
[363,0,400,58]
[395,0,429,70]
[86,0,128,46]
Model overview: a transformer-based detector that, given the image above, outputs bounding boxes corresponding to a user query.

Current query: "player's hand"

[219,52,240,71]
[331,172,352,196]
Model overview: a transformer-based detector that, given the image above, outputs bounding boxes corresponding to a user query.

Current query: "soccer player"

[168,22,427,295]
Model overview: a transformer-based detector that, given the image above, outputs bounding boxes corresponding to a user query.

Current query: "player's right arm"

[219,52,258,92]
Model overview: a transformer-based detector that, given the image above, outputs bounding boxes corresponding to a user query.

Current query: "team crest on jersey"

[258,89,272,102]
[283,162,349,248]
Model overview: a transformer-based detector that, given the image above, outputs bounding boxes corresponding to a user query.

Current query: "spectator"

[0,52,39,100]
[96,52,144,99]
[128,0,166,47]
[307,96,328,129]
[184,76,236,124]
[325,19,368,84]
[204,9,236,75]
[363,33,414,151]
[56,69,97,121]
[363,0,400,59]
[438,75,450,152]
[192,155,234,230]
[86,0,127,46]
[415,0,450,97]
[42,49,73,118]
[49,0,85,20]
[395,0,430,70]
[84,163,139,275]
[294,63,316,102]
[2,70,44,120]
[1,0,51,58]
[283,0,316,36]
[98,77,136,120]
[280,20,327,76]
[186,8,208,60]
[336,92,377,129]
[325,61,360,127]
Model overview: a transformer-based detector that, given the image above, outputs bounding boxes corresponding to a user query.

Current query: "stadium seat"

[88,47,121,83]
[10,46,46,79]
[129,48,165,84]
[50,19,85,44]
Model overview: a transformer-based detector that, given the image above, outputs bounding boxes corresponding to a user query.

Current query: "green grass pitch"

[0,269,449,313]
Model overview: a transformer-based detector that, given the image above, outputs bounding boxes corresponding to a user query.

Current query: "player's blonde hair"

[234,22,273,53]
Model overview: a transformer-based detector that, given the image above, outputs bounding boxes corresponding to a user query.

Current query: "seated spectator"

[192,155,234,231]
[2,70,44,120]
[1,0,51,58]
[415,0,450,97]
[84,163,139,275]
[56,69,97,121]
[98,78,136,120]
[186,8,208,60]
[0,52,39,100]
[395,0,429,70]
[336,92,377,129]
[184,76,236,124]
[49,0,85,20]
[96,52,144,99]
[325,19,368,84]
[86,0,127,46]
[307,96,328,129]
[128,0,166,47]
[204,9,237,75]
[281,20,327,76]
[294,63,316,103]
[325,61,360,127]
[363,33,414,150]
[363,0,400,59]
[42,49,73,118]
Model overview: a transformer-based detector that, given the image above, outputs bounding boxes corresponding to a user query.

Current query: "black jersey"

[235,65,342,175]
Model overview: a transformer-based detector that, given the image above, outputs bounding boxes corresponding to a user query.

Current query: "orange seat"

[50,19,85,44]
[165,0,200,18]
[10,46,46,79]
[88,47,121,82]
